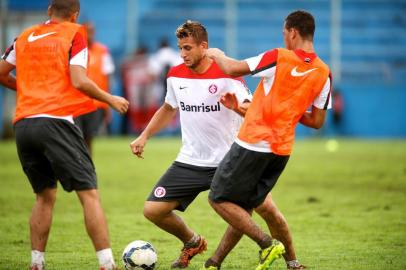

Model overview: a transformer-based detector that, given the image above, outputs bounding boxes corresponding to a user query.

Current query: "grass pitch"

[0,137,405,269]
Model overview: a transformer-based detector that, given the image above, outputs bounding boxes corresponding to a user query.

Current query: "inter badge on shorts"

[208,84,218,94]
[154,186,166,198]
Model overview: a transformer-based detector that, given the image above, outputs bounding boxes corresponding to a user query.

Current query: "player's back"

[239,48,330,155]
[14,21,95,123]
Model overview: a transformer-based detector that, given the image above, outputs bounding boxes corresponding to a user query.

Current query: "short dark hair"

[175,20,208,44]
[285,10,315,40]
[49,0,80,19]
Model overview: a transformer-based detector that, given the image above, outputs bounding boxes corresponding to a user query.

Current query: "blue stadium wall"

[3,0,406,137]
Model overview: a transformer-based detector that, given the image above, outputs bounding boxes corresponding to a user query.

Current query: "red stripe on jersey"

[70,32,87,59]
[254,49,278,71]
[168,61,245,84]
[294,49,317,63]
[323,72,333,110]
[2,40,15,60]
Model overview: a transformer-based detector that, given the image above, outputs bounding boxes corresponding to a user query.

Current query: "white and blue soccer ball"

[122,240,157,270]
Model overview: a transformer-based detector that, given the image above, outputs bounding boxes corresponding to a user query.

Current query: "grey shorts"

[147,161,216,211]
[209,143,289,209]
[15,118,97,193]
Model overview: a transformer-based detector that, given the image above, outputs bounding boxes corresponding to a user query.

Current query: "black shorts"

[74,108,104,139]
[209,143,289,209]
[147,161,216,211]
[14,118,97,193]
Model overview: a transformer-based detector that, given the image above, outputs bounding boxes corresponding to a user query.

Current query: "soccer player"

[0,1,129,269]
[130,20,305,270]
[130,20,251,268]
[205,10,332,270]
[74,22,115,155]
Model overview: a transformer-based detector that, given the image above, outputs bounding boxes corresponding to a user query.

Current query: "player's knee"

[257,203,284,223]
[36,188,57,206]
[77,189,100,205]
[143,202,164,222]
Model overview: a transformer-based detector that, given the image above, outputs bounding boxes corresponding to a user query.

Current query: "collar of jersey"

[294,49,317,62]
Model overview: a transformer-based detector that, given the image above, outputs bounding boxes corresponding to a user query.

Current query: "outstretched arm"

[0,60,16,91]
[299,106,327,129]
[206,48,251,77]
[130,103,178,158]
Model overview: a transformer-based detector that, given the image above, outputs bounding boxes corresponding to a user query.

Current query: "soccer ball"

[122,240,157,270]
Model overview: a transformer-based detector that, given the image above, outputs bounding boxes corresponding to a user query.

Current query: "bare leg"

[143,201,194,243]
[206,209,254,266]
[76,189,110,250]
[210,225,242,264]
[256,195,296,261]
[209,200,271,247]
[30,188,57,251]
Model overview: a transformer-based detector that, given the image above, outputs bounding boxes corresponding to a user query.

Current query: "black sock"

[258,234,273,249]
[205,258,220,269]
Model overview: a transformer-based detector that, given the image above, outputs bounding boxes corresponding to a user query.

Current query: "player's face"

[178,37,207,68]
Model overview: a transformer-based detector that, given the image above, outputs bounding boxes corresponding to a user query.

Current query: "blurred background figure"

[148,38,182,134]
[74,22,115,155]
[121,46,156,134]
[332,89,344,136]
[149,38,182,104]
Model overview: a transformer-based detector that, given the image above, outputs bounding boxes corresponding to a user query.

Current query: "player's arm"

[299,106,327,129]
[0,60,16,91]
[70,65,128,114]
[130,103,178,158]
[0,40,17,91]
[300,75,332,129]
[220,92,250,117]
[69,31,128,114]
[206,48,250,77]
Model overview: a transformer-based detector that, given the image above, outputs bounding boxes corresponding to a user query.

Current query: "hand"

[220,92,238,111]
[206,48,225,59]
[109,96,129,114]
[130,135,147,159]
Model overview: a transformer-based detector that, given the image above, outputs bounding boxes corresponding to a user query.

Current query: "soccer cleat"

[287,264,307,269]
[255,239,285,270]
[99,266,120,270]
[30,263,44,270]
[171,235,208,268]
[199,265,219,270]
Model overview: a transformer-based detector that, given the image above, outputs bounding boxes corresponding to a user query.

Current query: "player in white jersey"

[130,21,303,270]
[130,20,250,268]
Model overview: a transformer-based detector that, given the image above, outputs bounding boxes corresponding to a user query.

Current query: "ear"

[292,28,299,39]
[70,11,79,23]
[200,41,208,49]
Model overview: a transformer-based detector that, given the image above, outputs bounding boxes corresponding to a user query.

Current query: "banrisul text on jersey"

[180,101,220,112]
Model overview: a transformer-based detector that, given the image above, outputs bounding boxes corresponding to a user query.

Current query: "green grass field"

[0,137,405,269]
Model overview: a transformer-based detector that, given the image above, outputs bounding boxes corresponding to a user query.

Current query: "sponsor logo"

[180,101,220,112]
[27,31,57,42]
[290,66,318,77]
[179,86,188,90]
[208,84,218,94]
[154,186,166,198]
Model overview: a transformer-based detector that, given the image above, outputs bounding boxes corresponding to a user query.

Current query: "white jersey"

[165,61,252,167]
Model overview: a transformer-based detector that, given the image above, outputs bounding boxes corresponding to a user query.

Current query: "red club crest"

[208,84,218,94]
[154,186,166,198]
